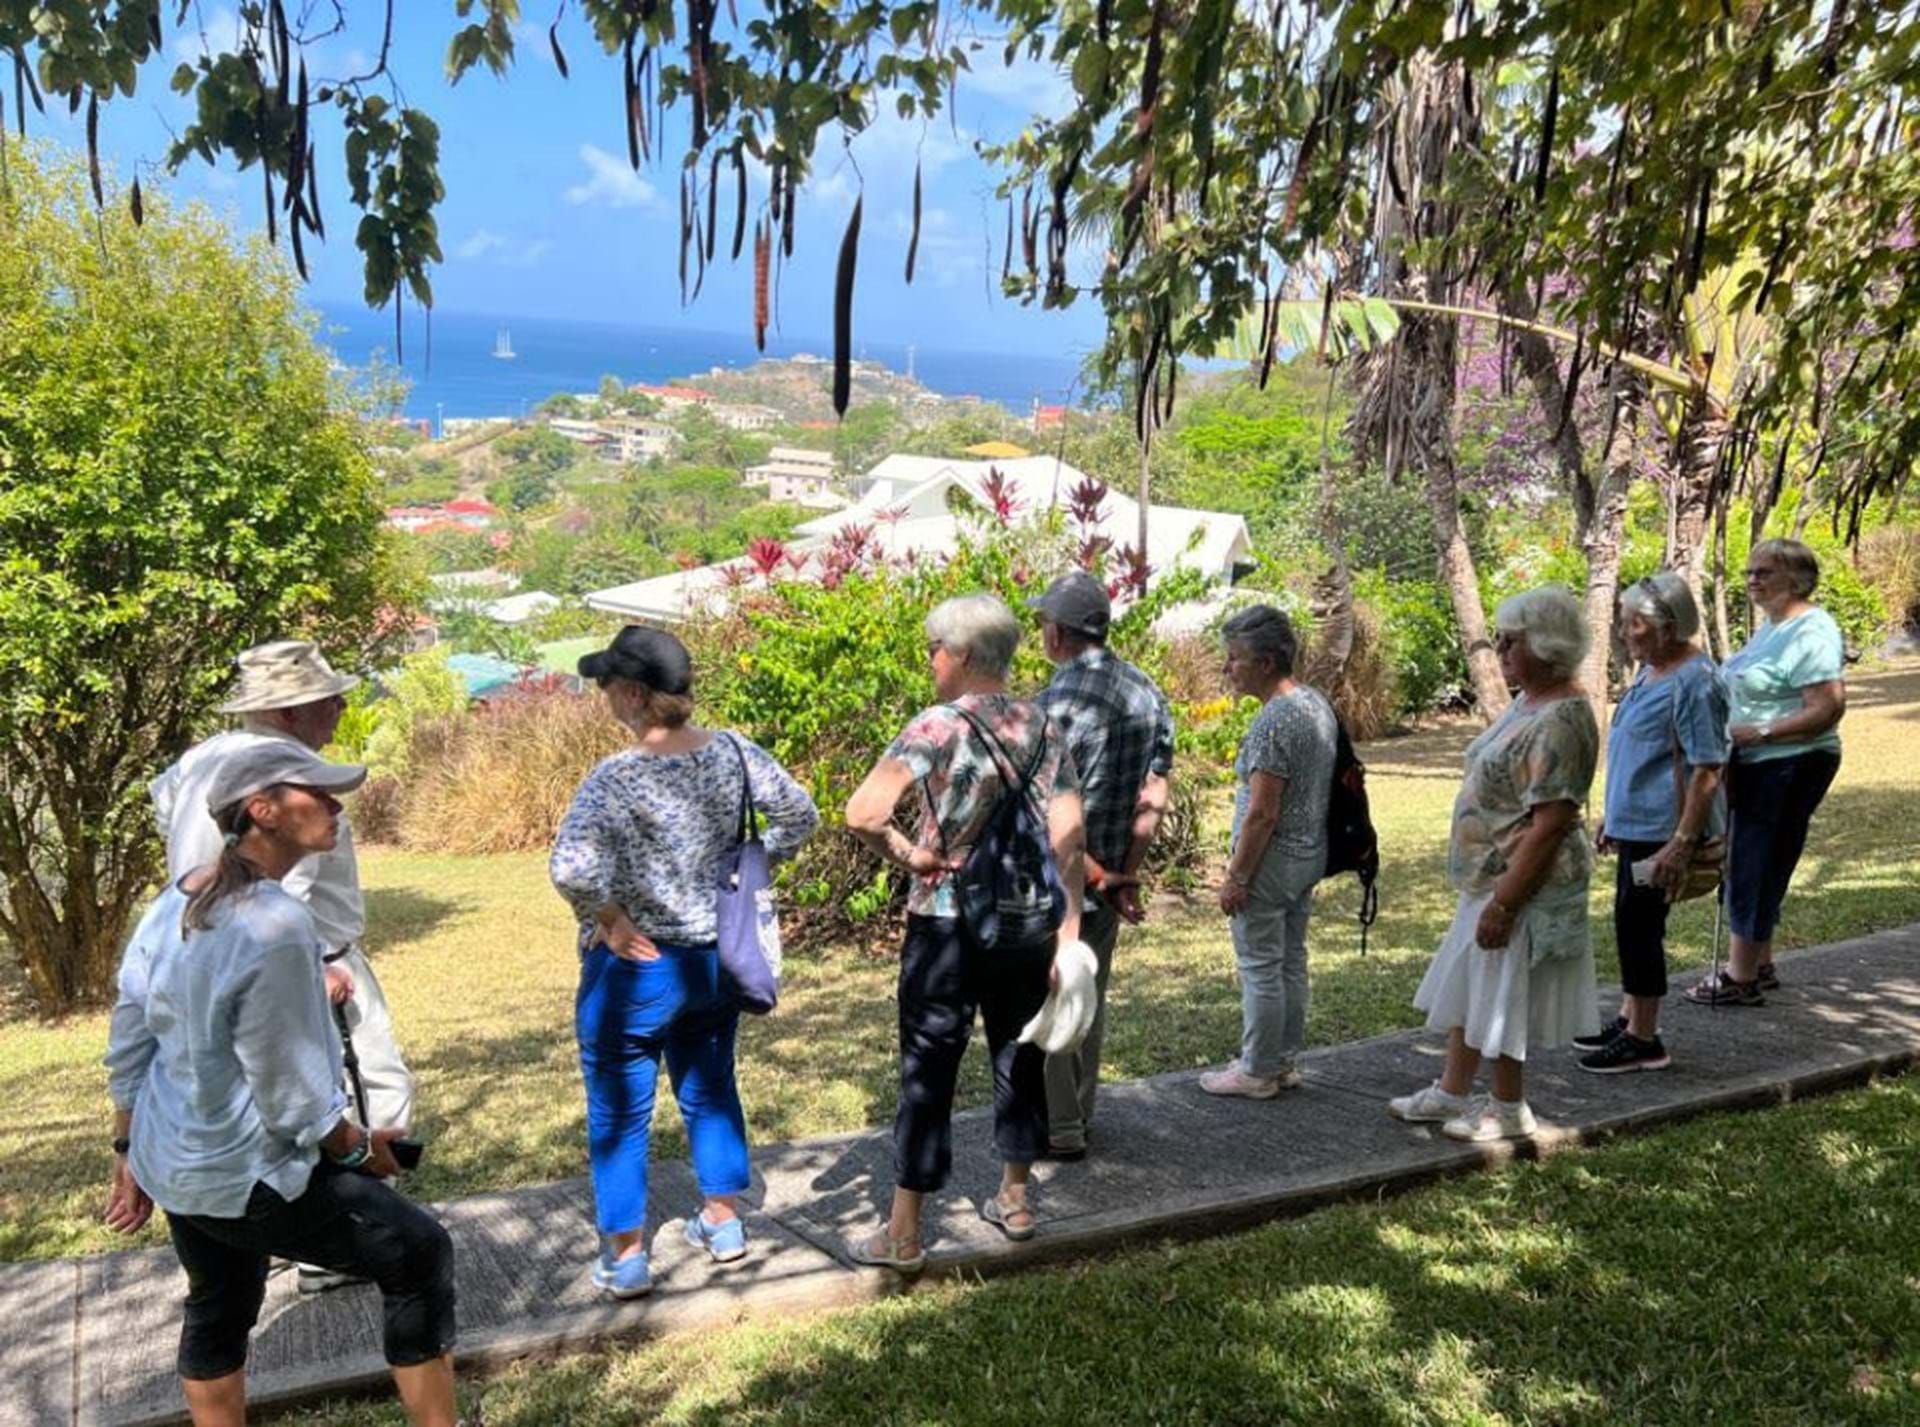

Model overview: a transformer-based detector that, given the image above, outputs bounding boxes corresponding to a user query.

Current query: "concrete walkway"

[10,925,1920,1427]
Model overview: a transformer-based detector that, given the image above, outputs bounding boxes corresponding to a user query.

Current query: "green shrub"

[1357,570,1468,713]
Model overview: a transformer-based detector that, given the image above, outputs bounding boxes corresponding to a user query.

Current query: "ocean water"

[313,304,1089,424]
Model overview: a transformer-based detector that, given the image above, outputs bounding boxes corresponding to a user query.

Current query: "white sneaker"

[1441,1096,1537,1142]
[1198,1066,1283,1099]
[1387,1081,1470,1123]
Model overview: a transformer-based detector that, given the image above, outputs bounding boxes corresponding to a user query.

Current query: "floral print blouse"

[1448,692,1598,959]
[884,694,1080,918]
[550,733,818,949]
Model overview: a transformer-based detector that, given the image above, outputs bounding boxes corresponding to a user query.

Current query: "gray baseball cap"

[1028,570,1111,639]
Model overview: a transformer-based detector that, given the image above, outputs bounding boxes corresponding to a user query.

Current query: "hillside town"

[375,355,1249,693]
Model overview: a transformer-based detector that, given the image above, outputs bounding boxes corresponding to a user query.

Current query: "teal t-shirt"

[1723,607,1844,763]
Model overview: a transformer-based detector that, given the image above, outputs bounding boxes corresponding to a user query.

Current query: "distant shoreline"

[315,303,1091,422]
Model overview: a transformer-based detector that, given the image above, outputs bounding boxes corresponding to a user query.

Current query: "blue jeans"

[1230,849,1324,1078]
[1726,750,1841,942]
[575,943,751,1237]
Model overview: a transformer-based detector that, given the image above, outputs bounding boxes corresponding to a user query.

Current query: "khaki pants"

[1042,899,1122,1152]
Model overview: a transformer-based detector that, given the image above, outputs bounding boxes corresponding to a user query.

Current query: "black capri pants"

[1612,839,1673,998]
[164,1161,455,1380]
[1725,750,1841,943]
[893,914,1052,1194]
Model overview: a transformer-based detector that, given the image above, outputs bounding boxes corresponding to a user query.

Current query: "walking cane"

[333,1002,374,1127]
[333,1000,424,1169]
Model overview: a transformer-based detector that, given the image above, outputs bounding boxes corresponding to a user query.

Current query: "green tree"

[494,425,578,476]
[0,146,409,1012]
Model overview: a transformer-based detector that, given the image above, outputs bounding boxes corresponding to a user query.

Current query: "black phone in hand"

[390,1138,425,1171]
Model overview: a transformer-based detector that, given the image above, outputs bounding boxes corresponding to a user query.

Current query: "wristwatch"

[331,1135,373,1170]
[1758,720,1775,743]
[111,1136,131,1156]
[1226,869,1251,889]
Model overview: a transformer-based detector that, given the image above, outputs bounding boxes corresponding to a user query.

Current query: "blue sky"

[32,5,1110,360]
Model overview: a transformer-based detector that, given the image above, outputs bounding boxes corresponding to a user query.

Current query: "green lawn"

[285,1075,1920,1426]
[3,662,1918,1263]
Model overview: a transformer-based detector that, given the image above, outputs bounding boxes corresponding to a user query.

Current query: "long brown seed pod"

[678,170,690,304]
[623,36,640,169]
[730,143,747,260]
[1533,66,1559,204]
[129,175,143,226]
[753,219,770,350]
[549,22,569,78]
[833,195,862,417]
[86,92,102,207]
[705,147,720,262]
[905,158,922,284]
[781,176,795,258]
[306,140,324,237]
[1002,195,1013,282]
[1021,183,1037,277]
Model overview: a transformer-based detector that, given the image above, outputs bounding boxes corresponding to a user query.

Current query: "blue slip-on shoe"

[590,1248,652,1299]
[684,1211,749,1263]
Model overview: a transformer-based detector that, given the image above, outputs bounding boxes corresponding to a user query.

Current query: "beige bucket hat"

[215,640,361,714]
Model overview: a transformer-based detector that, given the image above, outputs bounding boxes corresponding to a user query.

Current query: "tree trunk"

[1422,451,1510,717]
[1668,394,1728,617]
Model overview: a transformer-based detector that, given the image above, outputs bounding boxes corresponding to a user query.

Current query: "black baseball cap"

[1028,570,1111,639]
[577,625,694,693]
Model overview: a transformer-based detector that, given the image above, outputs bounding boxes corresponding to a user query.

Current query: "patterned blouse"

[884,694,1081,918]
[550,733,819,949]
[1448,693,1598,960]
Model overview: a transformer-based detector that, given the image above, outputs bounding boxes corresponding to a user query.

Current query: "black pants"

[1726,750,1841,942]
[1613,840,1673,998]
[165,1162,455,1380]
[893,914,1052,1194]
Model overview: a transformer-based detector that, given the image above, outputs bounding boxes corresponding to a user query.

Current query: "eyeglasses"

[1494,631,1521,653]
[926,640,945,659]
[1744,566,1778,580]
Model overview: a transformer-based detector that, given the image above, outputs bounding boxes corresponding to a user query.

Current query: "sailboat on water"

[493,325,516,360]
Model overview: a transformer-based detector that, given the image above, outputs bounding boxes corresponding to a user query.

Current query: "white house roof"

[482,591,563,625]
[586,454,1254,624]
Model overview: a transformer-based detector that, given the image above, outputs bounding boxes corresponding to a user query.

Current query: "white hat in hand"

[1018,939,1099,1056]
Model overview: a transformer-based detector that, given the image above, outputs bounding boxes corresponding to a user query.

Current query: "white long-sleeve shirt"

[105,881,348,1218]
[151,728,365,952]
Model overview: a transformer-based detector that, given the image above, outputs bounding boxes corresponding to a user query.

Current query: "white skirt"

[1413,890,1599,1061]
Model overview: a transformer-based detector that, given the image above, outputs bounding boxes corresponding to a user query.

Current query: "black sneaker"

[1685,972,1765,1007]
[1757,962,1781,991]
[1578,1033,1672,1074]
[1572,1016,1627,1051]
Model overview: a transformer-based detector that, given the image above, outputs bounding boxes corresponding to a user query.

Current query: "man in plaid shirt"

[1029,571,1175,1159]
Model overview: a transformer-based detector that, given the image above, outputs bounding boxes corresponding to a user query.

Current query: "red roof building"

[629,384,711,404]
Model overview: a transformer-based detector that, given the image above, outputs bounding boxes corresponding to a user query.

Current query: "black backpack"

[1324,719,1382,952]
[941,705,1068,950]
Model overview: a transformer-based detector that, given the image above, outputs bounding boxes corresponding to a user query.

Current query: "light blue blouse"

[1603,653,1730,842]
[1723,608,1845,763]
[104,882,348,1219]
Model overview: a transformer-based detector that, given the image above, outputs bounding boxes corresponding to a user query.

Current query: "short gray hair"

[1221,603,1298,677]
[926,593,1021,679]
[1750,537,1820,597]
[1495,584,1590,679]
[1619,570,1701,643]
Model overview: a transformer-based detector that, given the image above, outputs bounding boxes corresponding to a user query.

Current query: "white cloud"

[172,7,242,63]
[456,230,553,267]
[957,51,1074,124]
[564,145,658,210]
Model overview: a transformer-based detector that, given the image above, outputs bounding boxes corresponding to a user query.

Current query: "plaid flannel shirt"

[1036,647,1175,872]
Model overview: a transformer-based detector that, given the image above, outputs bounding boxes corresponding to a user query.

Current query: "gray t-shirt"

[1232,686,1340,861]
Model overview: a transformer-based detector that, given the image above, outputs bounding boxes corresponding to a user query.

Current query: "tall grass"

[397,687,626,854]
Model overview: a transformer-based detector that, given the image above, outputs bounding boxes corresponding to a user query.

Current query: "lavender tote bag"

[716,734,782,1013]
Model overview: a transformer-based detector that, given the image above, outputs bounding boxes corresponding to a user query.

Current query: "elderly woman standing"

[844,594,1085,1269]
[1687,537,1847,1006]
[1389,586,1600,1142]
[105,741,458,1427]
[552,626,818,1299]
[1578,572,1728,1073]
[1205,604,1339,1099]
